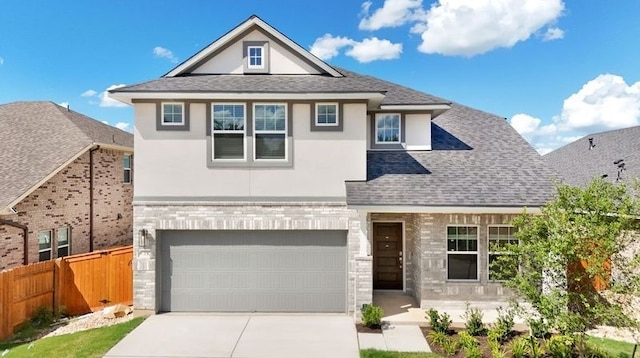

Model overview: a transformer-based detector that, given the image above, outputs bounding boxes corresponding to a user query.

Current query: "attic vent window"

[248,46,264,69]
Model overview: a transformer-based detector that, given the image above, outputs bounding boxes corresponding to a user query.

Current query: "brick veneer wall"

[0,148,133,271]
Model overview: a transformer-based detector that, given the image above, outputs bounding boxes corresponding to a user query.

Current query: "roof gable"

[165,15,343,78]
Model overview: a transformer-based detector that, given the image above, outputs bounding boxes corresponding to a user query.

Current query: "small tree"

[495,178,640,353]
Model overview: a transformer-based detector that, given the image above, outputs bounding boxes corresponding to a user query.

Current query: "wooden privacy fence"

[0,245,133,340]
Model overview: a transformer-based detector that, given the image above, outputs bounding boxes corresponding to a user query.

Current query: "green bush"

[510,337,529,358]
[463,303,486,336]
[491,346,508,358]
[361,304,383,328]
[441,336,458,356]
[427,330,448,346]
[457,330,479,350]
[492,306,515,342]
[426,308,451,334]
[464,345,483,358]
[546,335,574,358]
[31,306,54,327]
[528,318,549,338]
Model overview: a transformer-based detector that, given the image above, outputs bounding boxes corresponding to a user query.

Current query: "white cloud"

[509,74,640,154]
[58,102,69,109]
[359,0,425,30]
[100,84,128,108]
[153,46,178,63]
[414,0,565,56]
[0,56,4,65]
[114,122,130,131]
[543,27,565,41]
[346,37,403,63]
[310,34,402,63]
[310,34,355,60]
[81,89,98,97]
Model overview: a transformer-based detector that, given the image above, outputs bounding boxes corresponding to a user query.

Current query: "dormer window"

[375,113,401,144]
[162,102,184,125]
[248,46,263,69]
[243,41,269,73]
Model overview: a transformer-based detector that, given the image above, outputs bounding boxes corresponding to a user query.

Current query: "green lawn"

[587,336,637,358]
[360,350,442,358]
[0,317,145,358]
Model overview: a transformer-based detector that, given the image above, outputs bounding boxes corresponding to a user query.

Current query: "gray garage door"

[160,230,347,312]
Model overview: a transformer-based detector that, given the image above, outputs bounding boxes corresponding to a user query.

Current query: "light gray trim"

[133,196,347,203]
[369,113,405,150]
[207,102,293,168]
[243,41,270,74]
[310,102,343,132]
[155,101,190,131]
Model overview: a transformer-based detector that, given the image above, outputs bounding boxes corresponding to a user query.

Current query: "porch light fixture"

[139,229,148,248]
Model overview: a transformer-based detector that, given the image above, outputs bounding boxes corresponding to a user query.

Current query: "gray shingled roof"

[346,104,556,207]
[0,101,133,210]
[544,126,640,187]
[111,68,450,106]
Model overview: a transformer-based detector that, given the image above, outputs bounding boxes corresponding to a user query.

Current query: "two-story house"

[110,15,555,317]
[0,101,134,271]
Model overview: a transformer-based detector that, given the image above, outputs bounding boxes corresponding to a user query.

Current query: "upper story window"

[212,104,246,160]
[162,102,184,125]
[39,230,52,262]
[446,226,479,281]
[315,103,338,126]
[123,155,132,183]
[375,113,401,144]
[488,226,519,281]
[254,104,286,160]
[247,46,264,69]
[57,226,70,258]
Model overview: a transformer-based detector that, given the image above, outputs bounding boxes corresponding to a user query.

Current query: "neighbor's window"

[123,155,132,183]
[254,104,286,160]
[247,46,264,69]
[375,114,400,143]
[162,103,184,125]
[447,226,479,280]
[38,230,52,262]
[57,227,70,258]
[488,226,519,281]
[212,104,246,160]
[316,103,338,126]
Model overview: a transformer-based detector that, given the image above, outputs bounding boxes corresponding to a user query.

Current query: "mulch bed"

[355,323,383,334]
[421,327,529,358]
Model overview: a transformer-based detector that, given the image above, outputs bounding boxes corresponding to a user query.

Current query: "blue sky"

[1,0,639,154]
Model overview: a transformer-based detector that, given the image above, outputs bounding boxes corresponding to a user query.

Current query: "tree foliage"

[495,178,640,340]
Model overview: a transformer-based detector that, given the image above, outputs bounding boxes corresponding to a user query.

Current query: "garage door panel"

[160,230,347,312]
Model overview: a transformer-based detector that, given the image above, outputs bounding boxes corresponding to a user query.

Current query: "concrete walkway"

[104,314,359,358]
[358,325,431,352]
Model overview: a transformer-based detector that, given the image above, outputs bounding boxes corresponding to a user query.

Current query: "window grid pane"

[446,226,478,280]
[488,226,519,281]
[376,114,400,143]
[254,104,286,160]
[212,104,246,160]
[38,231,52,261]
[317,104,337,125]
[163,104,183,123]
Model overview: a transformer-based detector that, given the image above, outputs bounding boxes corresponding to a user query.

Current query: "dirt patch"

[356,323,383,334]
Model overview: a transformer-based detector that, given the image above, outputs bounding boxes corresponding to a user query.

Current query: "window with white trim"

[247,46,264,69]
[161,103,184,125]
[254,104,286,160]
[123,155,132,183]
[375,113,400,143]
[488,226,519,281]
[446,226,479,280]
[315,103,338,126]
[212,104,246,160]
[38,230,52,262]
[57,227,70,258]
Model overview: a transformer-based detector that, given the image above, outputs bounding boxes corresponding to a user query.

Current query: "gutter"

[89,145,100,252]
[0,219,29,265]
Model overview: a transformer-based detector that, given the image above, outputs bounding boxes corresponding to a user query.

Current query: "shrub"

[427,330,448,347]
[427,308,451,334]
[464,345,483,358]
[361,304,383,328]
[510,337,529,358]
[457,330,479,350]
[492,306,515,342]
[463,303,486,336]
[491,346,508,358]
[546,335,574,358]
[31,306,54,327]
[528,318,549,338]
[441,336,458,356]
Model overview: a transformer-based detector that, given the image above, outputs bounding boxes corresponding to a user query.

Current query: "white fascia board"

[378,104,451,111]
[347,205,541,214]
[111,91,385,103]
[165,17,342,78]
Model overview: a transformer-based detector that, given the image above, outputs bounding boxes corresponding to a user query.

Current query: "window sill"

[207,160,293,168]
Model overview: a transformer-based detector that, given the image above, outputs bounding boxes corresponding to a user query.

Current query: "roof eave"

[346,204,542,214]
[110,91,386,103]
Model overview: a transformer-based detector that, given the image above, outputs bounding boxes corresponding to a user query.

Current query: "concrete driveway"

[104,314,359,358]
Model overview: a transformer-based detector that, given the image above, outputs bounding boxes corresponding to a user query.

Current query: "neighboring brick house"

[0,101,134,271]
[109,16,555,317]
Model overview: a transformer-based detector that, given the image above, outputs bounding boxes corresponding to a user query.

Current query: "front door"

[373,222,403,290]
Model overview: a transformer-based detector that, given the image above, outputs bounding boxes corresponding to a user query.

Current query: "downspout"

[89,145,100,252]
[0,218,29,265]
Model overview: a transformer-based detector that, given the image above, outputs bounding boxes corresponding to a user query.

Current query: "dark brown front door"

[373,222,403,290]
